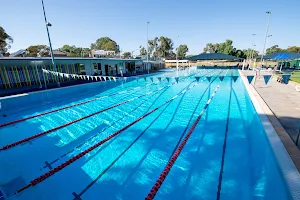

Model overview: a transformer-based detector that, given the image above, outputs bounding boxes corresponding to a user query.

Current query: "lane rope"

[0,71,199,128]
[40,72,213,170]
[40,86,169,170]
[145,70,228,200]
[0,82,156,128]
[0,73,201,151]
[167,73,221,162]
[13,72,207,195]
[72,80,198,199]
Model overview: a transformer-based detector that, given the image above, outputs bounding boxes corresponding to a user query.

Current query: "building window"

[93,63,102,75]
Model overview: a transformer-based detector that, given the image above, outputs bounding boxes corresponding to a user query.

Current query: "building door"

[105,65,109,75]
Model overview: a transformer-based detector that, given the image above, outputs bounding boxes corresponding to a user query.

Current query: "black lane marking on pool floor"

[216,71,233,200]
[144,72,227,199]
[41,73,202,170]
[10,72,210,196]
[71,81,197,199]
[0,78,183,151]
[40,86,170,170]
[167,74,220,162]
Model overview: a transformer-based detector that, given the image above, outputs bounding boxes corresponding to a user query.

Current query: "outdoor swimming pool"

[0,68,294,200]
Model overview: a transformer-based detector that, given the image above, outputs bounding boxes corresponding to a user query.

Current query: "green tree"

[139,46,147,56]
[243,48,259,59]
[266,45,283,54]
[80,48,90,57]
[0,26,13,55]
[60,45,89,57]
[203,40,235,55]
[156,36,174,58]
[140,36,174,59]
[123,52,131,58]
[27,45,47,57]
[203,43,219,53]
[148,37,158,57]
[218,40,235,55]
[177,44,189,59]
[90,37,119,52]
[234,49,246,59]
[167,51,176,60]
[286,46,300,53]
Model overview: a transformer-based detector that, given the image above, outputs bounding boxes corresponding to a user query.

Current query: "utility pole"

[41,0,60,87]
[176,36,179,77]
[147,21,150,74]
[260,11,272,68]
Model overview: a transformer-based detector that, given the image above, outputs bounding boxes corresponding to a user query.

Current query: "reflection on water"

[0,68,290,200]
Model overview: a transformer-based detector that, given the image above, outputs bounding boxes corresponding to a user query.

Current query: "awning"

[257,52,300,60]
[186,53,242,61]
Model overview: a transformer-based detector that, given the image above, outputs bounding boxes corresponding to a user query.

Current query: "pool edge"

[239,70,300,200]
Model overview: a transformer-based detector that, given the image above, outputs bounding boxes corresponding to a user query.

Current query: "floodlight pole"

[265,35,272,50]
[265,35,272,68]
[147,21,150,74]
[176,36,179,77]
[260,11,272,69]
[249,34,256,66]
[41,0,60,87]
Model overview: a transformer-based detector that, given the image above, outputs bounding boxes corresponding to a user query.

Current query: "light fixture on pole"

[41,0,60,87]
[246,33,256,70]
[260,11,272,68]
[250,44,257,69]
[265,34,272,68]
[146,21,150,74]
[131,48,139,58]
[176,36,179,77]
[265,34,272,50]
[249,34,256,61]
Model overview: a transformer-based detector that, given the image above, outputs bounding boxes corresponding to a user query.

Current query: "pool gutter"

[239,70,300,200]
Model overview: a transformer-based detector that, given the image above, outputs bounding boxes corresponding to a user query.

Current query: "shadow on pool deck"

[276,116,300,147]
[265,114,300,172]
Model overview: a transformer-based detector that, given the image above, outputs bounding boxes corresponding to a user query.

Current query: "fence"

[0,64,81,91]
[165,61,278,68]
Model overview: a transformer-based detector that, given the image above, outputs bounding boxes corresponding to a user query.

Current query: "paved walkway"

[241,70,300,172]
[243,70,300,148]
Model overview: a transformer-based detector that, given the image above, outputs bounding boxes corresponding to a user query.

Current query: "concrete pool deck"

[240,70,300,200]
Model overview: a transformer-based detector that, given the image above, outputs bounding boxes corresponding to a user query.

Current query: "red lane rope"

[0,100,130,151]
[15,107,159,194]
[0,71,199,128]
[145,75,226,200]
[0,75,192,151]
[13,76,203,195]
[0,82,155,128]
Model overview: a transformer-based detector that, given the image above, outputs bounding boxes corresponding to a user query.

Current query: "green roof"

[186,53,242,61]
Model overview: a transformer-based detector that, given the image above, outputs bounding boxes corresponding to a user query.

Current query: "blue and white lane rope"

[145,70,229,200]
[0,71,200,129]
[0,71,212,151]
[40,71,219,170]
[14,71,215,195]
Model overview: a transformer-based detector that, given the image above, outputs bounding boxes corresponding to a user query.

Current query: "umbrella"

[274,53,293,72]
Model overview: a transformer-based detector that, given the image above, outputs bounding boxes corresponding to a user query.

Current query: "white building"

[90,50,116,58]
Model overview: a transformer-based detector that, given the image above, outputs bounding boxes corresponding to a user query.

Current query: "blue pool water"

[0,68,292,200]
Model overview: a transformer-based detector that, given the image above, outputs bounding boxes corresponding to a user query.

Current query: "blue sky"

[1,0,300,55]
